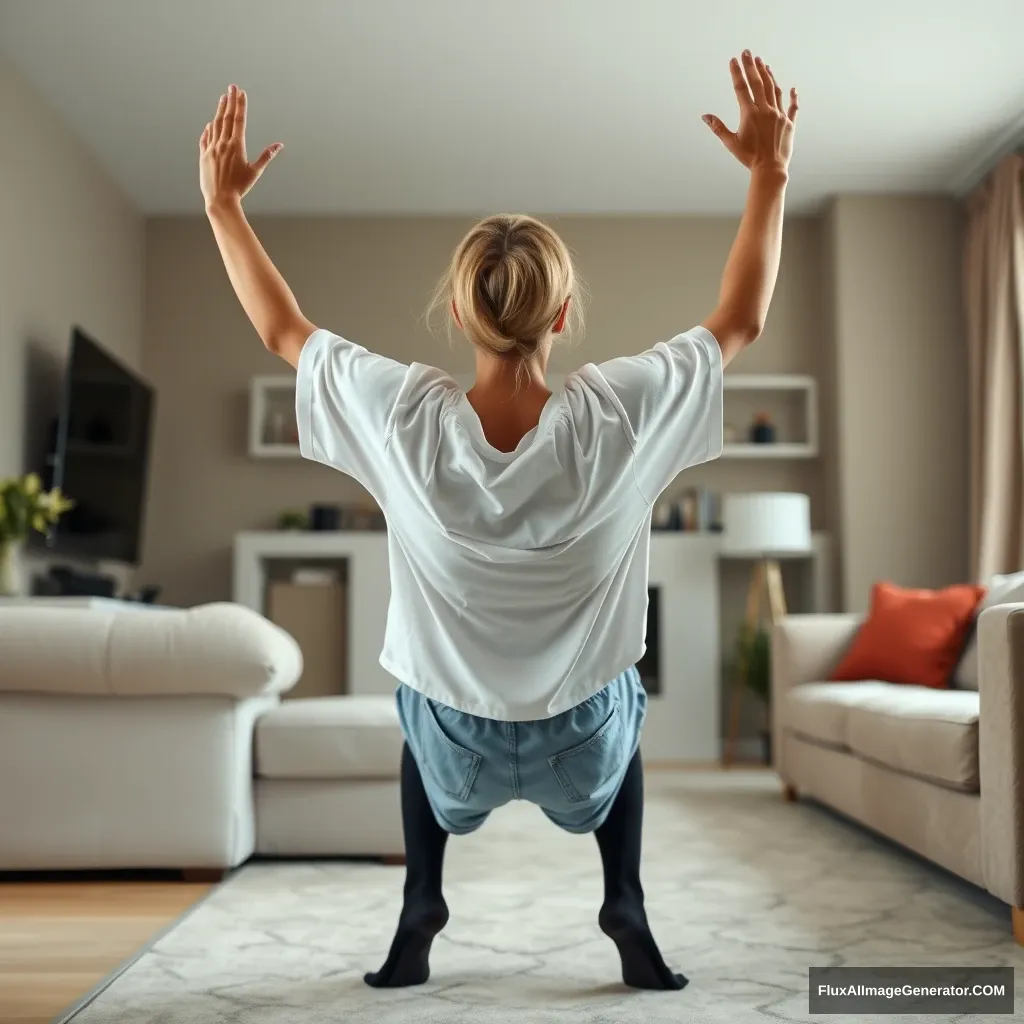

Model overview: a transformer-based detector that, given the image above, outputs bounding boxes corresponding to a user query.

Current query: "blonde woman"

[201,51,796,991]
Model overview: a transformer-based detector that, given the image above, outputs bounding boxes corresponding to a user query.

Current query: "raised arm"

[701,52,798,365]
[200,85,315,368]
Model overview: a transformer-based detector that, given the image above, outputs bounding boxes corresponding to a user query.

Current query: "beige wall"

[0,57,144,480]
[140,214,827,606]
[827,196,968,611]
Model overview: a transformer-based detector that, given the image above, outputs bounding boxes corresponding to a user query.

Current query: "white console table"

[234,530,831,763]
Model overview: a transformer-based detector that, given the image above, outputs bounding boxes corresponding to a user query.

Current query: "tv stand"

[46,564,117,598]
[0,597,171,612]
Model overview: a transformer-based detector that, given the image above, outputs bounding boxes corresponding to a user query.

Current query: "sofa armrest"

[978,602,1024,906]
[771,613,862,781]
[0,602,303,700]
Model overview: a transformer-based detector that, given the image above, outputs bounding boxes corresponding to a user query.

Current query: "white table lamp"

[722,493,812,766]
[722,492,812,557]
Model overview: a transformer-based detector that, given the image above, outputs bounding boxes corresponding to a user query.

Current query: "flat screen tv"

[44,327,155,565]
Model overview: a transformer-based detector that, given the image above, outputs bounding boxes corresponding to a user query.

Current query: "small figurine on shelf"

[749,412,777,444]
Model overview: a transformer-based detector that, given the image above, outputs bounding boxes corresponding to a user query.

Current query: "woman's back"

[298,323,722,720]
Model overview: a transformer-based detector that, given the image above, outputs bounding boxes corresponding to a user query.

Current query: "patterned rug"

[66,771,1023,1023]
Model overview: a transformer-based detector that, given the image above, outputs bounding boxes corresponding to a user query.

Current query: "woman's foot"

[593,752,688,991]
[599,897,688,990]
[363,897,450,987]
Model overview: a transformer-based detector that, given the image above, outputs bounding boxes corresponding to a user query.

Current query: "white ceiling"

[1,0,1022,215]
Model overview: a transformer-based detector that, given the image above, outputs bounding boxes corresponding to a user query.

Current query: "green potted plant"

[0,474,74,597]
[734,622,773,764]
[277,510,308,531]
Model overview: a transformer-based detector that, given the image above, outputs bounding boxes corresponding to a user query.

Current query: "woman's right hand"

[703,52,797,176]
[200,85,282,212]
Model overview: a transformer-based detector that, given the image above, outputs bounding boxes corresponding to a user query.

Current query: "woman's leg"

[594,750,688,990]
[364,743,451,987]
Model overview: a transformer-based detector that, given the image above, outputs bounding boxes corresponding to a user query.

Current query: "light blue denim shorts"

[396,666,647,835]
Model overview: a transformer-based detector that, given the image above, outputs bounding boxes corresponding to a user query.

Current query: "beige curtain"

[965,153,1024,580]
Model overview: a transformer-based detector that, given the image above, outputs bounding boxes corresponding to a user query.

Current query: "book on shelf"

[676,488,721,532]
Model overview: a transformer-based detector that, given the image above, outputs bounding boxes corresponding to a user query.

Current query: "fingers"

[227,85,247,142]
[729,56,754,110]
[788,87,799,123]
[251,143,283,175]
[744,51,767,106]
[199,123,210,152]
[224,85,238,141]
[765,65,784,114]
[211,92,228,143]
[702,114,739,155]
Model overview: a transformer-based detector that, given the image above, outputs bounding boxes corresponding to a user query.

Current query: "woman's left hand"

[200,85,282,211]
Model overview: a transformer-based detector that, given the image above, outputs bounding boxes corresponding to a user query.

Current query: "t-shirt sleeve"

[295,328,410,503]
[595,326,724,504]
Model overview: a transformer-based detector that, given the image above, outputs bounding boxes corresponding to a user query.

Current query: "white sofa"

[0,601,402,873]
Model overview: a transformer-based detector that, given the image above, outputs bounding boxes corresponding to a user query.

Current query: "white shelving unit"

[249,375,300,458]
[721,374,818,459]
[248,371,819,460]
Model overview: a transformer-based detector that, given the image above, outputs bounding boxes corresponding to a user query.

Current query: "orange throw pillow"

[831,582,985,688]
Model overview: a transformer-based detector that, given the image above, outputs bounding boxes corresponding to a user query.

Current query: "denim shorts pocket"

[548,700,626,804]
[420,698,483,803]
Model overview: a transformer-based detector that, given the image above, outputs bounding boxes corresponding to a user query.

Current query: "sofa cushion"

[784,681,980,792]
[784,681,893,748]
[844,686,980,791]
[255,696,403,780]
[0,602,302,699]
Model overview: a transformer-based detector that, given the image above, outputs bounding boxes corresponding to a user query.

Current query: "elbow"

[736,318,765,346]
[261,332,285,356]
[260,316,315,369]
[709,304,765,349]
[260,319,305,357]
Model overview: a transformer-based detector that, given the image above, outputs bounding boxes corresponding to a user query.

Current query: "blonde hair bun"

[433,215,581,360]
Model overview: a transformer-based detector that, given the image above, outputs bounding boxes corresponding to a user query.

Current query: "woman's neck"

[465,351,553,453]
[470,350,549,396]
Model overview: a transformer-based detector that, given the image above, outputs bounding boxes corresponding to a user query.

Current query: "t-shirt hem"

[295,328,330,462]
[689,326,725,460]
[379,650,644,722]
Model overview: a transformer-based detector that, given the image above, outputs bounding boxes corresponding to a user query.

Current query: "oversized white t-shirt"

[296,327,723,720]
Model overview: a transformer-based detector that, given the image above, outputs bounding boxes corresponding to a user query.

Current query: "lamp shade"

[721,492,812,556]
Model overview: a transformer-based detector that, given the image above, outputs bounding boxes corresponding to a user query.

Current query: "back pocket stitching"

[548,701,622,805]
[422,698,483,802]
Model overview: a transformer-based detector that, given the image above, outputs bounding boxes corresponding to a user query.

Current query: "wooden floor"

[0,879,211,1024]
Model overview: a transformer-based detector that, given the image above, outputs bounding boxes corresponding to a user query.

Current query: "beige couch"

[772,604,1024,942]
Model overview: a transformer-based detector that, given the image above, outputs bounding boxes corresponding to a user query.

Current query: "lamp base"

[723,558,788,766]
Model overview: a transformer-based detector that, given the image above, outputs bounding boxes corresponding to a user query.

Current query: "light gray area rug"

[69,772,1023,1024]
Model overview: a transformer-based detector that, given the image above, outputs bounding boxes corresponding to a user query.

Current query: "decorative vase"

[0,540,26,598]
[750,412,777,444]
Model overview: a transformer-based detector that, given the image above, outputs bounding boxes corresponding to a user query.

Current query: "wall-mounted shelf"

[721,374,818,459]
[721,442,815,459]
[249,370,819,460]
[249,375,300,458]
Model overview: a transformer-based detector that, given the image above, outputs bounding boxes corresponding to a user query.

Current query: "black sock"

[595,750,688,991]
[364,743,450,988]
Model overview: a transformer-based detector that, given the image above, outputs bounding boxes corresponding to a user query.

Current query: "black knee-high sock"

[364,743,450,988]
[595,751,688,990]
